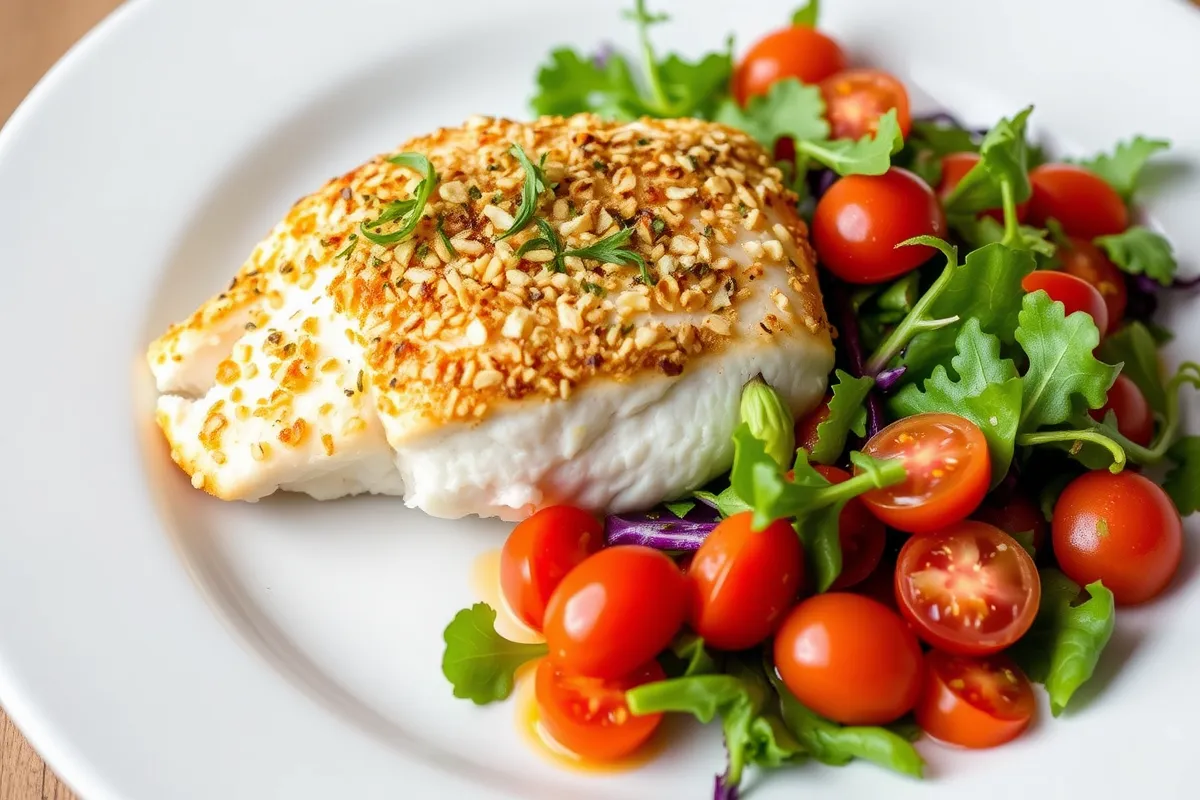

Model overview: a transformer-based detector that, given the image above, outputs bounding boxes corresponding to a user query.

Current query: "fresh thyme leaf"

[497,144,549,241]
[436,215,457,258]
[334,236,357,260]
[359,153,435,246]
[562,226,651,284]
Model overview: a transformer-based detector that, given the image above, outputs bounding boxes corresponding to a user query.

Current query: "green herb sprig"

[359,153,436,246]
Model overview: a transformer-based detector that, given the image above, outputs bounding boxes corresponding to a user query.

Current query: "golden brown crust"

[150,114,831,441]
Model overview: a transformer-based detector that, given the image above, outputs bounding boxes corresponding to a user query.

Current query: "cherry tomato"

[1052,471,1183,605]
[795,395,832,454]
[501,506,603,630]
[734,26,847,106]
[543,546,688,679]
[774,593,924,725]
[1089,374,1155,446]
[813,466,887,590]
[812,168,947,284]
[858,413,991,534]
[1028,163,1129,238]
[937,152,1030,223]
[915,650,1036,749]
[972,492,1048,554]
[818,69,913,140]
[895,521,1040,655]
[1021,271,1110,336]
[688,512,805,651]
[1060,237,1127,333]
[535,658,665,761]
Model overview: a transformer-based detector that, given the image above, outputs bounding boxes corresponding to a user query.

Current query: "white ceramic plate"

[2,0,1199,797]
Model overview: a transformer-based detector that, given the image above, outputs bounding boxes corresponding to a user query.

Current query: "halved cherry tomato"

[535,658,665,761]
[795,395,832,454]
[812,167,947,284]
[818,69,913,140]
[937,151,1030,223]
[895,521,1040,655]
[1021,271,1110,335]
[972,492,1048,555]
[1089,374,1155,446]
[813,465,887,590]
[734,26,846,106]
[915,650,1036,749]
[688,512,804,651]
[1060,236,1127,333]
[543,546,688,679]
[1028,163,1128,238]
[1052,470,1183,605]
[858,413,991,534]
[501,506,603,630]
[774,593,923,725]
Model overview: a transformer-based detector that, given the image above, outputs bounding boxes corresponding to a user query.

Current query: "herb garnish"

[358,153,435,246]
[496,144,549,241]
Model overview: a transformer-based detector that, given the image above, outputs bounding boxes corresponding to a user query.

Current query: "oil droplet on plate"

[513,659,667,774]
[470,548,543,644]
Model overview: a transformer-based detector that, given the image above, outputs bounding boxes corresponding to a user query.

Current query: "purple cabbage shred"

[591,42,615,69]
[831,280,885,436]
[807,168,838,200]
[874,365,908,393]
[605,505,720,551]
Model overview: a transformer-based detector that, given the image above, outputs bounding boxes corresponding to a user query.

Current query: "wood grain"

[2,0,123,788]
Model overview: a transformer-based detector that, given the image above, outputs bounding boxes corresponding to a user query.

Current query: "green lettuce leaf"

[441,604,547,704]
[664,499,696,518]
[810,370,873,465]
[796,109,904,176]
[1015,290,1120,432]
[891,319,1022,485]
[1095,226,1178,286]
[1075,136,1170,201]
[1096,321,1166,414]
[898,119,980,186]
[791,0,820,26]
[1008,570,1115,716]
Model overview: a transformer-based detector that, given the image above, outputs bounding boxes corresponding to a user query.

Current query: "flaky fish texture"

[148,114,834,519]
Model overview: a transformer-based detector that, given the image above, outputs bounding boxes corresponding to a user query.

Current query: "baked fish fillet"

[148,114,834,520]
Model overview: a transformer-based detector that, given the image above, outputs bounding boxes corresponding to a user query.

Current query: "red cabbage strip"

[605,507,720,550]
[830,280,885,436]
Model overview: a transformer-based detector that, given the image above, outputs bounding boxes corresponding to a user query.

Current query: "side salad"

[441,2,1198,797]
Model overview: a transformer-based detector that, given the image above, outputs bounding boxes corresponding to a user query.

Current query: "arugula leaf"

[529,3,733,120]
[954,214,1056,258]
[897,243,1037,381]
[694,485,752,518]
[1164,436,1200,516]
[731,424,905,531]
[943,107,1033,216]
[716,81,901,176]
[1096,321,1166,414]
[766,658,924,776]
[1015,290,1120,432]
[1008,571,1115,716]
[796,109,904,176]
[715,78,828,153]
[891,319,1023,485]
[810,371,873,465]
[496,144,548,241]
[359,153,436,245]
[1095,226,1178,286]
[628,661,804,795]
[441,604,547,704]
[791,0,820,26]
[1075,136,1170,201]
[665,499,696,518]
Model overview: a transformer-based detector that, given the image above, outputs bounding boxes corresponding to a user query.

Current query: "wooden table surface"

[1,1,123,792]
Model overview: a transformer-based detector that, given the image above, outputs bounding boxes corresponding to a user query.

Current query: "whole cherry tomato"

[1022,271,1110,336]
[1028,163,1128,238]
[543,546,688,678]
[688,512,805,651]
[734,26,846,105]
[1089,374,1155,446]
[1052,470,1183,605]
